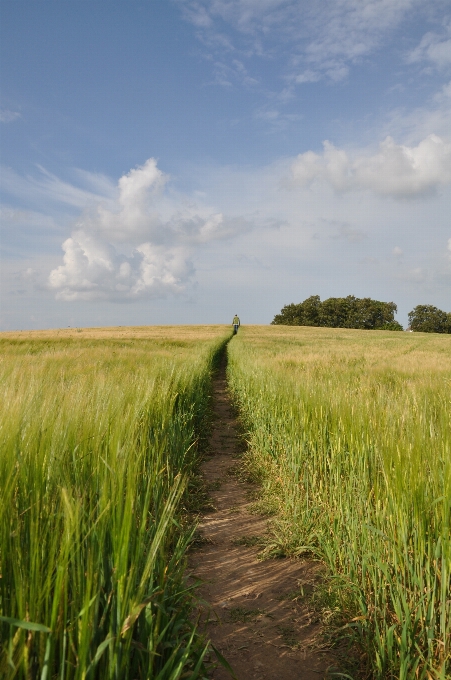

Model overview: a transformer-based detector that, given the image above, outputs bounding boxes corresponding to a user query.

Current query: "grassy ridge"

[0,326,231,679]
[227,326,450,678]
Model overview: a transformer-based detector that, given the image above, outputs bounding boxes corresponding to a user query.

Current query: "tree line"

[271,295,451,333]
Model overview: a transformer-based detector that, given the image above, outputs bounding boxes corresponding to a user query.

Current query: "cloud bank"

[48,158,252,301]
[288,134,451,196]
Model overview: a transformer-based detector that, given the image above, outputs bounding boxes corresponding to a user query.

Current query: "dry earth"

[189,352,341,680]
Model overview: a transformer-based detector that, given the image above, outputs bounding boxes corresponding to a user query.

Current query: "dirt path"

[189,351,340,680]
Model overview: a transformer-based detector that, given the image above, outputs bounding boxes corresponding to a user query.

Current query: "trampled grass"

[227,326,451,678]
[0,325,231,679]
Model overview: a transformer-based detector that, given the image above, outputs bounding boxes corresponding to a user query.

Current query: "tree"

[408,305,451,333]
[272,295,321,326]
[300,294,322,326]
[271,303,303,326]
[319,296,352,328]
[378,321,404,331]
[351,297,398,329]
[272,295,402,330]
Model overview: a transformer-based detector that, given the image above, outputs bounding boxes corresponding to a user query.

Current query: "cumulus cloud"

[288,134,451,196]
[48,230,192,301]
[47,158,252,301]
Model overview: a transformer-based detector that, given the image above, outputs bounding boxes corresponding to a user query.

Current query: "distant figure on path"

[232,314,240,334]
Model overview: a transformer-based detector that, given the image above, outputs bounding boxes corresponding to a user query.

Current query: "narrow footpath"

[189,351,339,680]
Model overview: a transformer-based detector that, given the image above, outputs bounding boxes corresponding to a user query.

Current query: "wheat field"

[0,326,231,679]
[227,325,450,679]
[2,323,449,678]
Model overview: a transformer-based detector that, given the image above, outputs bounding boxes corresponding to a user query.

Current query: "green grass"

[227,325,451,678]
[230,536,265,548]
[0,326,231,679]
[228,608,265,624]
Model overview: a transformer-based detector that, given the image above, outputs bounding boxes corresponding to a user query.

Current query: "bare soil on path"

[189,352,340,680]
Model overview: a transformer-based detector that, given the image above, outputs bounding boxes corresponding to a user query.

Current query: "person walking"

[232,314,240,334]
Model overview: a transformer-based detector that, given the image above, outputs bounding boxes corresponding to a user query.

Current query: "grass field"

[227,326,451,679]
[0,326,231,680]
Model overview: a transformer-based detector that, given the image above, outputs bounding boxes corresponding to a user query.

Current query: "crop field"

[0,326,231,680]
[227,326,451,678]
[2,323,449,679]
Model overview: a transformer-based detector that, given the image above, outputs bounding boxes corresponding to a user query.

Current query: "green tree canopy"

[272,295,402,330]
[408,305,451,333]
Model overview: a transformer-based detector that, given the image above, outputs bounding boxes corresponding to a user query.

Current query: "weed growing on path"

[228,608,265,624]
[230,535,266,548]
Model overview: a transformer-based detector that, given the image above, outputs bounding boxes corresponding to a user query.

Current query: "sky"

[1,0,450,330]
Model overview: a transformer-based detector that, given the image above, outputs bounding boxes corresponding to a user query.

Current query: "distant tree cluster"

[271,295,403,330]
[273,296,451,333]
[408,305,451,333]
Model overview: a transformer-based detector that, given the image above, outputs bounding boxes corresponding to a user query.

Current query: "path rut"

[189,352,340,679]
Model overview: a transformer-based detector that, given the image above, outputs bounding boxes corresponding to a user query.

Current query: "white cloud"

[288,134,451,196]
[407,22,451,69]
[434,80,451,102]
[1,165,116,210]
[335,225,367,242]
[74,158,251,246]
[48,230,192,301]
[296,0,417,82]
[294,69,321,84]
[3,149,451,326]
[0,109,21,123]
[205,55,260,87]
[0,204,57,230]
[46,158,253,301]
[79,158,165,244]
[0,204,65,260]
[448,237,451,259]
[401,267,427,283]
[74,168,121,199]
[181,2,214,28]
[180,0,419,83]
[381,80,451,147]
[254,107,302,130]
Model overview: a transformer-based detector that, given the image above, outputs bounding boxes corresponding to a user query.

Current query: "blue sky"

[1,0,450,330]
